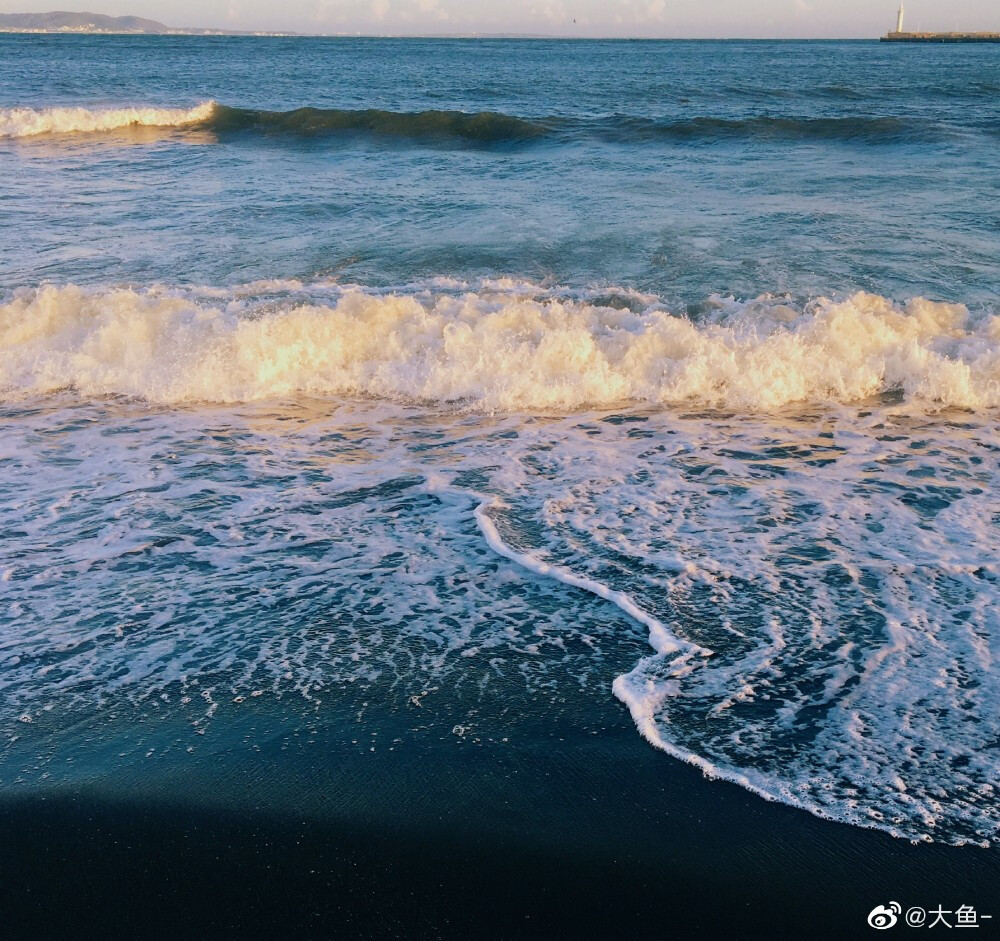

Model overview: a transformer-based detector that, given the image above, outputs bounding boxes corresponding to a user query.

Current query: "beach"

[3,654,998,939]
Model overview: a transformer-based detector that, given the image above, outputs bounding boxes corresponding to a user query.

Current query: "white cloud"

[530,0,568,25]
[415,0,448,20]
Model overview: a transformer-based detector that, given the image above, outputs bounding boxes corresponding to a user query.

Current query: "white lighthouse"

[895,3,905,33]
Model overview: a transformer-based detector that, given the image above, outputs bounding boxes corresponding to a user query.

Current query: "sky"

[4,0,999,37]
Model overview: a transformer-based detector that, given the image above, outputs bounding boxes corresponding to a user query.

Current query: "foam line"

[473,500,700,657]
[472,497,852,832]
[609,670,862,829]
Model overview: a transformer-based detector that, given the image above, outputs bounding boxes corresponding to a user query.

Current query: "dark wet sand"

[2,685,997,941]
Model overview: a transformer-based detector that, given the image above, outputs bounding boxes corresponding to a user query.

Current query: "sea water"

[0,35,997,847]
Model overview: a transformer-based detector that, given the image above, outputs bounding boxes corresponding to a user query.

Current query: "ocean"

[1,34,998,937]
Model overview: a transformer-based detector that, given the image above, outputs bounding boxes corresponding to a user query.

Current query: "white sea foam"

[0,392,996,845]
[475,499,698,656]
[0,405,652,755]
[0,283,998,409]
[1,280,997,846]
[475,411,999,846]
[0,101,215,137]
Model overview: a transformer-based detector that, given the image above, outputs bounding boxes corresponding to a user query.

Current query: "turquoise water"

[0,36,998,848]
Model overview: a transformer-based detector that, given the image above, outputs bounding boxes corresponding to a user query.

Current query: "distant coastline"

[0,11,295,36]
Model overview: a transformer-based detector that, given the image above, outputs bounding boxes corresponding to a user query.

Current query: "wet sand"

[2,683,997,940]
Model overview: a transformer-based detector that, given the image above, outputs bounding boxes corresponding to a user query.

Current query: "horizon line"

[0,30,908,41]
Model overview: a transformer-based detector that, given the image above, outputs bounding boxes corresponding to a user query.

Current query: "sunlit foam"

[0,283,997,409]
[0,101,216,137]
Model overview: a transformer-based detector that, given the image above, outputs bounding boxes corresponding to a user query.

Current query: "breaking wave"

[0,101,955,146]
[0,101,216,137]
[1,282,998,409]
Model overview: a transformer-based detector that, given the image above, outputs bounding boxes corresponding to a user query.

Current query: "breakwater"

[882,31,1000,43]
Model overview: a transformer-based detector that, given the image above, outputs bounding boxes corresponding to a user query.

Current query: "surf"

[0,101,958,147]
[0,101,216,137]
[0,282,997,409]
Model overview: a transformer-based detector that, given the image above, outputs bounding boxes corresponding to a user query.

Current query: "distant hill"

[0,11,171,32]
[0,10,296,35]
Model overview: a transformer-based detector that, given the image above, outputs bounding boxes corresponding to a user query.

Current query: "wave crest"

[1,283,997,409]
[622,114,936,144]
[0,101,952,146]
[208,103,549,143]
[0,101,216,138]
[202,108,943,146]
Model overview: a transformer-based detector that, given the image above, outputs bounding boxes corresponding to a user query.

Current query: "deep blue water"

[1,36,998,304]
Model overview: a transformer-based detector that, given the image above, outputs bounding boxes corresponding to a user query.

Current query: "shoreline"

[2,683,997,939]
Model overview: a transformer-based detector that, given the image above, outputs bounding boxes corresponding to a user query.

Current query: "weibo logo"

[868,902,901,929]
